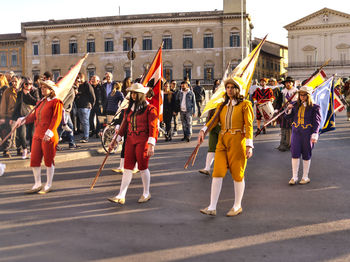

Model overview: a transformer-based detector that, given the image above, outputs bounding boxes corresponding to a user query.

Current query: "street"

[1,113,350,262]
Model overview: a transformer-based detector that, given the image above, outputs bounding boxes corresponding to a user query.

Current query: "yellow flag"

[202,36,267,115]
[305,70,327,89]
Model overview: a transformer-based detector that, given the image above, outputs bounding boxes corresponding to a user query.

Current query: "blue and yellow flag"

[312,77,335,133]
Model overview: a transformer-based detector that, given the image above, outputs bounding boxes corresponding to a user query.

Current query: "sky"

[1,0,349,46]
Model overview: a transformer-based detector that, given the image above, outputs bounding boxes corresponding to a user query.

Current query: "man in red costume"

[108,83,158,205]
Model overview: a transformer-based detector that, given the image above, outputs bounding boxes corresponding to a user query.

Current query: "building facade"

[0,34,26,75]
[21,0,253,84]
[285,8,350,79]
[252,37,288,80]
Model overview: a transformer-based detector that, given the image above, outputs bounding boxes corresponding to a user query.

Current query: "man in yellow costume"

[197,77,254,217]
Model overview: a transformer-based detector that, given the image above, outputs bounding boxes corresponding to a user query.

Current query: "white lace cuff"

[116,135,122,143]
[115,124,120,131]
[246,139,254,148]
[45,129,54,138]
[148,137,156,146]
[201,126,208,133]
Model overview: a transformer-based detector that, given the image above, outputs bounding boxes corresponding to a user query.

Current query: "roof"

[21,10,250,29]
[0,33,25,41]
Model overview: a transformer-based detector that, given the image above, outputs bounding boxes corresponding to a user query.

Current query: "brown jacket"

[0,86,17,119]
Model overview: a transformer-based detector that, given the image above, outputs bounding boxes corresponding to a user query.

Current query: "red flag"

[334,88,345,113]
[141,46,163,122]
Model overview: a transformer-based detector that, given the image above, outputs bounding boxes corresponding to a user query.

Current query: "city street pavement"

[1,112,350,262]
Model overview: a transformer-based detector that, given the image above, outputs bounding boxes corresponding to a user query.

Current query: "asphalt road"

[1,112,350,262]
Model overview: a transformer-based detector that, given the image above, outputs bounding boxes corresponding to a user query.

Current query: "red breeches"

[124,134,149,171]
[30,137,57,167]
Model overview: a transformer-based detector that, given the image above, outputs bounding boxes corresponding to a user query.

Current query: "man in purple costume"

[285,86,321,185]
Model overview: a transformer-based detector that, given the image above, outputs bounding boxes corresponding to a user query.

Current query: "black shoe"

[181,137,186,141]
[263,128,266,134]
[3,151,11,158]
[69,144,81,149]
[80,137,88,143]
[17,149,23,156]
[186,137,190,142]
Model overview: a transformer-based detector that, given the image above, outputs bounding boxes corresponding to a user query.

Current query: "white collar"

[47,96,56,101]
[226,99,237,106]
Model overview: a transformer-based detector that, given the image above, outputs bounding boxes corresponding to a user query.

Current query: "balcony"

[288,60,350,69]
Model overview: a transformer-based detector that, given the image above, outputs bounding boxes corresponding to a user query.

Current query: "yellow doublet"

[206,100,254,181]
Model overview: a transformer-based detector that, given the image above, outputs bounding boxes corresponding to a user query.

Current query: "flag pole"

[141,42,164,85]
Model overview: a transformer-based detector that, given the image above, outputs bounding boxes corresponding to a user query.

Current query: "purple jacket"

[285,103,321,134]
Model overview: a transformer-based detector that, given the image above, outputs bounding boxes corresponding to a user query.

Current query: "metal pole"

[241,0,244,60]
[314,50,318,71]
[130,57,133,80]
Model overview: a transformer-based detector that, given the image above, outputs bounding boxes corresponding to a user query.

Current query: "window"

[204,67,214,81]
[163,67,173,81]
[0,52,6,67]
[32,70,40,78]
[203,33,214,48]
[87,65,96,80]
[306,55,313,66]
[52,40,60,55]
[124,67,131,78]
[183,67,192,80]
[340,52,346,64]
[52,70,60,82]
[230,32,240,47]
[33,42,39,56]
[105,64,114,73]
[163,35,172,50]
[105,39,114,52]
[183,34,193,49]
[87,39,95,53]
[69,40,78,54]
[123,38,131,51]
[11,51,18,66]
[143,36,152,50]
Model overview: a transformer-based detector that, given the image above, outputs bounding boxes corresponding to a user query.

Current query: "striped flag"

[141,45,163,122]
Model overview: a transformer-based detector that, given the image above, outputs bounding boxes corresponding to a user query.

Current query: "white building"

[285,8,350,79]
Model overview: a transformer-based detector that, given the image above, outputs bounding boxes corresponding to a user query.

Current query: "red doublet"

[26,98,63,167]
[119,104,158,170]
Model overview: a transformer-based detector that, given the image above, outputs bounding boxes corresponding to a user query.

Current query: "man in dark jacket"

[75,73,96,143]
[90,75,107,137]
[193,80,205,118]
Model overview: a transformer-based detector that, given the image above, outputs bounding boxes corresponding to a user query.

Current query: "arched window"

[183,61,193,80]
[203,30,214,48]
[204,61,214,81]
[87,35,95,53]
[105,64,114,73]
[163,61,173,81]
[183,30,193,49]
[87,64,96,80]
[52,38,60,55]
[302,45,317,66]
[69,36,78,54]
[230,28,240,47]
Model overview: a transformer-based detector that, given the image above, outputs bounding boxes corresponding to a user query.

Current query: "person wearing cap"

[285,85,321,185]
[15,80,63,194]
[252,78,274,134]
[108,83,158,205]
[197,77,254,217]
[276,76,298,152]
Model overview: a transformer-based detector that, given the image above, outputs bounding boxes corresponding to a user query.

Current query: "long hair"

[297,93,313,108]
[110,82,122,97]
[223,86,244,105]
[127,92,147,116]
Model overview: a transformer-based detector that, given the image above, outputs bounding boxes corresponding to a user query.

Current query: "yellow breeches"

[212,132,247,181]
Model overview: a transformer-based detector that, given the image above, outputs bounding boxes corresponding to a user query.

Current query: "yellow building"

[21,0,253,84]
[252,37,288,80]
[0,33,26,75]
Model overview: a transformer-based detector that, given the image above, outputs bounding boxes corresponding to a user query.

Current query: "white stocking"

[233,179,245,211]
[204,152,215,171]
[134,162,138,171]
[207,177,223,211]
[292,158,300,180]
[32,167,41,189]
[118,158,124,169]
[116,169,133,198]
[140,169,151,198]
[45,164,54,190]
[302,160,311,179]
